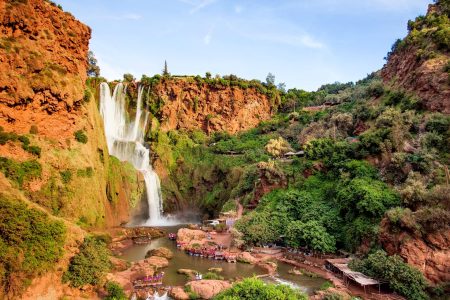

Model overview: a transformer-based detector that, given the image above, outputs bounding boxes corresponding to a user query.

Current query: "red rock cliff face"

[379,218,450,284]
[0,0,91,137]
[381,4,450,114]
[152,78,274,134]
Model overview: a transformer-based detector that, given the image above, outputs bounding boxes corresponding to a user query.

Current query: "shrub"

[265,137,293,157]
[63,236,111,287]
[323,293,344,300]
[0,196,66,295]
[60,170,72,184]
[0,157,42,187]
[349,250,428,300]
[74,130,88,144]
[26,145,41,157]
[213,277,307,300]
[104,281,127,300]
[83,88,92,103]
[77,167,93,178]
[319,281,334,290]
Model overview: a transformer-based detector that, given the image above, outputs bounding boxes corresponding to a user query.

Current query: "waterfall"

[99,82,167,225]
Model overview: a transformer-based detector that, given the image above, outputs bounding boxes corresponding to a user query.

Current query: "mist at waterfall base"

[99,82,198,226]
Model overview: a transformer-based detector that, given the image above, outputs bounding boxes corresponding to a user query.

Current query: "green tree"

[285,220,336,253]
[162,60,170,76]
[349,251,428,300]
[266,72,275,86]
[214,277,307,300]
[87,51,100,77]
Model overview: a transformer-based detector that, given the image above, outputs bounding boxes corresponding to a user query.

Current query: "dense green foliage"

[104,281,127,300]
[63,236,111,287]
[0,196,66,295]
[236,168,399,251]
[213,278,307,300]
[349,250,428,300]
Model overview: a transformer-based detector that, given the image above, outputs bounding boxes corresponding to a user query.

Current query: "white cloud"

[203,26,215,45]
[234,5,243,14]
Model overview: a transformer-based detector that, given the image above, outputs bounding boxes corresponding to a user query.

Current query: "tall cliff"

[0,0,142,228]
[382,1,450,113]
[150,77,276,134]
[0,2,143,298]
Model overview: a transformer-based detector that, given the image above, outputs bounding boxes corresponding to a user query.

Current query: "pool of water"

[120,226,266,286]
[120,226,327,294]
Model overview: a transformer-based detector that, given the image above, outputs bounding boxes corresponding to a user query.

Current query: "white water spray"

[100,82,174,225]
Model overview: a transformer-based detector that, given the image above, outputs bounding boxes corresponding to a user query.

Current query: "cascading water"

[99,82,171,225]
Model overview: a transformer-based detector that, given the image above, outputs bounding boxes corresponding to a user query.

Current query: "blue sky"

[57,0,431,91]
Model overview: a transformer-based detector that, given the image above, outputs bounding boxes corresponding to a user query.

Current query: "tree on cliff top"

[87,51,100,77]
[162,60,170,76]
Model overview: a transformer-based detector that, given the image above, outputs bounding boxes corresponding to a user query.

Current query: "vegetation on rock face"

[349,250,428,300]
[0,196,66,296]
[104,281,127,300]
[213,277,307,300]
[74,130,88,144]
[0,157,42,188]
[63,235,111,287]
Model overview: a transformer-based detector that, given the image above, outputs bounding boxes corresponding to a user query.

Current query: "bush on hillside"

[104,281,127,300]
[63,236,111,287]
[0,157,42,187]
[213,277,307,300]
[74,130,88,144]
[0,196,66,295]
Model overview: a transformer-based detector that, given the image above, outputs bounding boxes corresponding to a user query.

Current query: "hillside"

[382,1,450,113]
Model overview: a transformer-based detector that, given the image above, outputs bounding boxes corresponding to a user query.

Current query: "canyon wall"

[0,0,142,229]
[381,3,450,113]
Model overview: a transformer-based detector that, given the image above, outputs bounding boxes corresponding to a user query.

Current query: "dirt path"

[236,199,243,219]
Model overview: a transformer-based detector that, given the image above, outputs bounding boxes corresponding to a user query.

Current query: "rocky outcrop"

[380,218,450,284]
[237,252,258,264]
[381,3,450,114]
[151,78,274,134]
[187,280,231,299]
[176,228,206,249]
[170,286,190,300]
[146,247,173,259]
[0,0,91,137]
[382,45,450,114]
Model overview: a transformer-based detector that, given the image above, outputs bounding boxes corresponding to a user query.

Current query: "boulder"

[187,280,231,299]
[177,228,206,244]
[146,247,173,259]
[145,256,169,269]
[237,252,258,264]
[170,286,190,300]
